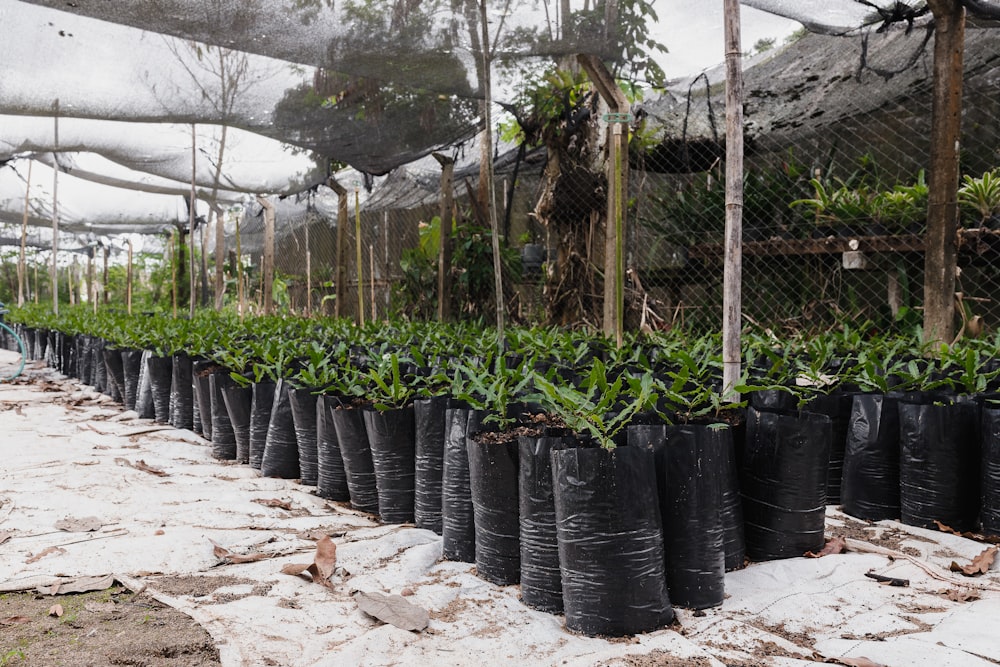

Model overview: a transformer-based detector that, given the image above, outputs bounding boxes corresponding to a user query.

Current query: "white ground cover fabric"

[1,351,998,667]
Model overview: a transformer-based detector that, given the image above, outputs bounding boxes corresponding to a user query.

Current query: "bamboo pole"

[51,100,60,316]
[126,239,133,315]
[479,0,504,353]
[305,223,312,316]
[257,195,276,315]
[722,0,744,401]
[102,245,109,305]
[355,189,364,327]
[190,125,198,318]
[87,248,95,314]
[369,244,376,321]
[235,209,244,320]
[326,178,348,320]
[170,229,178,318]
[18,160,32,307]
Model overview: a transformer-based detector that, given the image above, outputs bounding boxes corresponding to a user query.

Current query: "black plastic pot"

[982,400,1000,537]
[91,339,108,394]
[806,391,856,505]
[145,354,173,424]
[518,433,574,613]
[103,348,126,405]
[468,430,521,586]
[316,395,351,501]
[330,403,379,514]
[364,406,416,524]
[414,396,450,534]
[76,336,93,385]
[741,408,831,561]
[120,349,143,412]
[288,387,320,486]
[552,444,674,637]
[135,350,155,419]
[260,379,299,478]
[841,393,901,521]
[898,397,980,531]
[249,381,276,470]
[209,372,238,460]
[192,361,215,441]
[169,352,194,431]
[221,383,253,464]
[441,406,477,562]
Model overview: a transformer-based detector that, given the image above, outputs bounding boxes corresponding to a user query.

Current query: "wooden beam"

[688,235,927,261]
[328,177,348,320]
[576,54,629,111]
[257,195,276,315]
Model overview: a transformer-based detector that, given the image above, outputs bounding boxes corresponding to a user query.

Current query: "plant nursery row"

[3,306,1000,637]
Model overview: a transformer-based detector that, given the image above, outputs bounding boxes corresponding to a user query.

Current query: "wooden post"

[126,239,133,315]
[102,245,109,305]
[722,0,744,400]
[235,210,244,320]
[190,125,198,318]
[433,153,455,321]
[18,160,31,308]
[327,178,348,319]
[170,229,178,318]
[87,247,95,314]
[355,189,364,326]
[577,54,629,347]
[51,100,60,316]
[214,205,226,310]
[257,195,276,315]
[305,223,312,316]
[369,244,376,321]
[924,0,966,346]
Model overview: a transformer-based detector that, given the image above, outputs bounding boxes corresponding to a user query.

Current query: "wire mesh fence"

[2,27,999,339]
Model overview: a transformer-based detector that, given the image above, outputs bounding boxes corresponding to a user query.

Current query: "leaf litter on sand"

[281,535,337,589]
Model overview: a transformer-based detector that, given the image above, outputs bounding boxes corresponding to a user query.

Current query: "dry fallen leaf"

[210,541,274,564]
[1,616,31,626]
[252,498,293,511]
[933,520,1000,545]
[354,591,429,632]
[0,530,13,545]
[281,536,337,589]
[114,458,169,477]
[949,546,998,577]
[26,546,66,564]
[945,588,981,602]
[48,604,63,617]
[154,530,165,536]
[805,536,849,558]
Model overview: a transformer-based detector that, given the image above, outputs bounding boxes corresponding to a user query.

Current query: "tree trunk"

[924,0,965,346]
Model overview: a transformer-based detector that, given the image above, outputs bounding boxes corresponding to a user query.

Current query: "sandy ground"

[1,352,998,667]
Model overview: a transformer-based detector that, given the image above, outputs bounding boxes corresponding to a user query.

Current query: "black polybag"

[169,352,194,431]
[288,387,320,486]
[135,350,156,419]
[841,393,901,521]
[441,406,477,562]
[316,395,351,501]
[551,444,674,637]
[192,361,214,441]
[414,396,449,534]
[91,339,108,394]
[982,400,1000,537]
[221,382,253,464]
[364,406,416,523]
[741,408,831,560]
[805,391,856,504]
[120,349,144,412]
[103,348,126,405]
[468,430,521,586]
[898,397,980,531]
[628,423,727,608]
[330,403,379,514]
[209,372,238,460]
[249,381,276,470]
[260,379,300,478]
[519,433,574,613]
[146,354,173,424]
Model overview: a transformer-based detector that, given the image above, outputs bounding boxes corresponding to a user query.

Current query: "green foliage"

[958,169,1000,225]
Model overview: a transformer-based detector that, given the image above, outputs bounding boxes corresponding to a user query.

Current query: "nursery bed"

[1,352,998,667]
